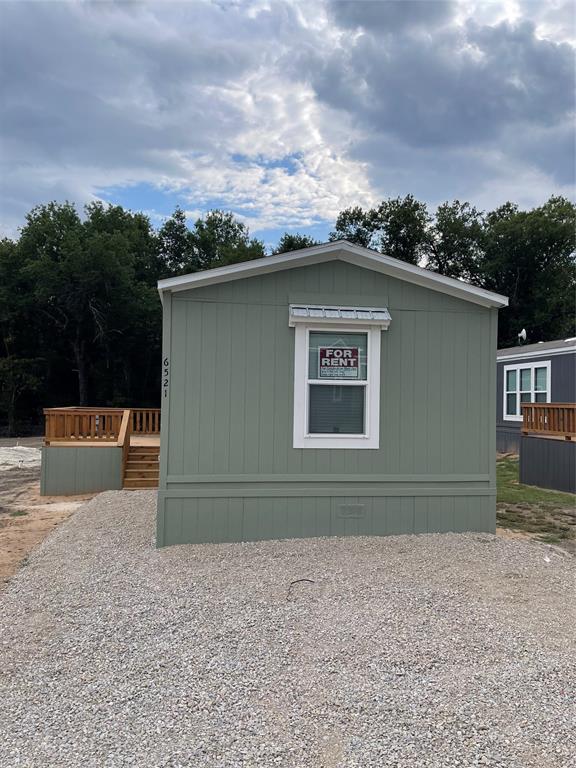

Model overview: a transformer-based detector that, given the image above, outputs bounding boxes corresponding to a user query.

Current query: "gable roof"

[497,338,576,361]
[157,240,508,309]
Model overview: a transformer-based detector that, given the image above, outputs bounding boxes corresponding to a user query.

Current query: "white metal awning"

[288,304,391,329]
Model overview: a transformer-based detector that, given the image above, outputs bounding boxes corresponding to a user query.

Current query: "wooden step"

[124,478,159,489]
[127,453,159,461]
[125,460,159,469]
[123,445,160,488]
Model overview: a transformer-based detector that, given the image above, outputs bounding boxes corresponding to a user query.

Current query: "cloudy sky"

[1,0,574,245]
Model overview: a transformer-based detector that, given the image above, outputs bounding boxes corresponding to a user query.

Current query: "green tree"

[330,195,432,265]
[0,237,45,434]
[375,196,432,265]
[481,197,576,346]
[0,357,43,436]
[19,201,159,405]
[191,210,265,269]
[274,233,321,254]
[157,207,197,276]
[81,202,161,406]
[329,205,378,248]
[428,201,484,282]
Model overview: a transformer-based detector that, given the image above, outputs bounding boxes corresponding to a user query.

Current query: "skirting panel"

[41,446,122,496]
[156,492,495,546]
[496,426,520,454]
[520,436,575,493]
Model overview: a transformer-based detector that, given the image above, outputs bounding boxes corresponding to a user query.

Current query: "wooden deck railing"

[44,408,124,443]
[522,403,576,440]
[44,407,160,445]
[118,409,132,480]
[131,408,161,434]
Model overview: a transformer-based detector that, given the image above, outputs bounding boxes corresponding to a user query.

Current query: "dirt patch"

[497,502,576,554]
[0,464,94,587]
[496,456,575,554]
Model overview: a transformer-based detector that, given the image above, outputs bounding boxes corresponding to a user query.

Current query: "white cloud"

[0,0,573,237]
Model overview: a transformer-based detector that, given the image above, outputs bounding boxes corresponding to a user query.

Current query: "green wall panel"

[41,446,122,496]
[158,258,498,546]
[158,493,495,547]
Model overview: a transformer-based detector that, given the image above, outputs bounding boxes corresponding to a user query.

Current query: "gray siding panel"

[158,260,497,545]
[497,428,521,453]
[520,436,576,493]
[551,353,576,402]
[496,351,576,427]
[496,351,576,453]
[41,446,122,496]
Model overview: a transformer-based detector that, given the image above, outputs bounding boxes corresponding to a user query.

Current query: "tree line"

[1,195,574,434]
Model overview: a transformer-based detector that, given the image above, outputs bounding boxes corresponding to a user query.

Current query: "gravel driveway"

[1,492,575,768]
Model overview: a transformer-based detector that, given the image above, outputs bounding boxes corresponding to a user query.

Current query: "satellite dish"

[518,329,527,344]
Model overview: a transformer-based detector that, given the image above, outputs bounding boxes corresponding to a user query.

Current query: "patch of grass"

[497,505,575,541]
[537,533,566,544]
[497,457,576,506]
[496,457,576,548]
[8,510,28,517]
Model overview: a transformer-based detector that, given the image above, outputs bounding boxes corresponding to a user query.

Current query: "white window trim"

[293,324,382,449]
[503,360,551,422]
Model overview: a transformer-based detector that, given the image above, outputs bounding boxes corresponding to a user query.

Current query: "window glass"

[308,385,365,434]
[520,368,531,391]
[534,367,547,391]
[506,369,517,391]
[504,362,550,420]
[308,332,367,380]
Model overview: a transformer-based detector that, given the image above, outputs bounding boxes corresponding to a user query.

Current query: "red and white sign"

[318,347,359,378]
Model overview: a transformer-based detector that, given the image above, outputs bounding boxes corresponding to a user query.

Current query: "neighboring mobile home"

[496,338,576,453]
[156,240,508,547]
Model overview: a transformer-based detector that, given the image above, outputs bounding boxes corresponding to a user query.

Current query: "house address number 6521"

[163,357,169,397]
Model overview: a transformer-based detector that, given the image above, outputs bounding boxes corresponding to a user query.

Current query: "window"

[503,361,551,421]
[308,331,367,435]
[290,305,391,449]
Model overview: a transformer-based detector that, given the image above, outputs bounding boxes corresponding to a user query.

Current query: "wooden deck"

[522,403,576,441]
[47,434,160,448]
[130,434,160,447]
[43,407,160,488]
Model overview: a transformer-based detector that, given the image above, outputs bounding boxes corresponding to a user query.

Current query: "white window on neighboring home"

[289,305,391,448]
[503,361,551,422]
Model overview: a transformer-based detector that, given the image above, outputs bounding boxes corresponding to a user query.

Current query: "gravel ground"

[1,492,575,768]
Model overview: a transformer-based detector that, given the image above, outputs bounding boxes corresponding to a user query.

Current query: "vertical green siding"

[157,260,497,546]
[41,446,122,495]
[158,495,494,546]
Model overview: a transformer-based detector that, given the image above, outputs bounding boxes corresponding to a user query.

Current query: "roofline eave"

[157,240,509,309]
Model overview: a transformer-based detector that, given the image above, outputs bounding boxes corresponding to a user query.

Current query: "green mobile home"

[156,240,508,547]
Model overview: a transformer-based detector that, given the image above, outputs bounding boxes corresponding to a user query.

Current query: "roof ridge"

[158,240,508,309]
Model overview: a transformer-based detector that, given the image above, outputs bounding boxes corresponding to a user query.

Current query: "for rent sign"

[318,347,359,378]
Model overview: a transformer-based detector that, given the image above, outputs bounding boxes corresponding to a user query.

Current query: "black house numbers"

[163,357,170,397]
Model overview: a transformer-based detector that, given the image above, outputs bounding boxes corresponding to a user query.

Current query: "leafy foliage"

[428,200,484,282]
[0,196,574,433]
[274,233,321,254]
[157,207,197,276]
[330,195,432,264]
[480,197,576,346]
[191,210,265,269]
